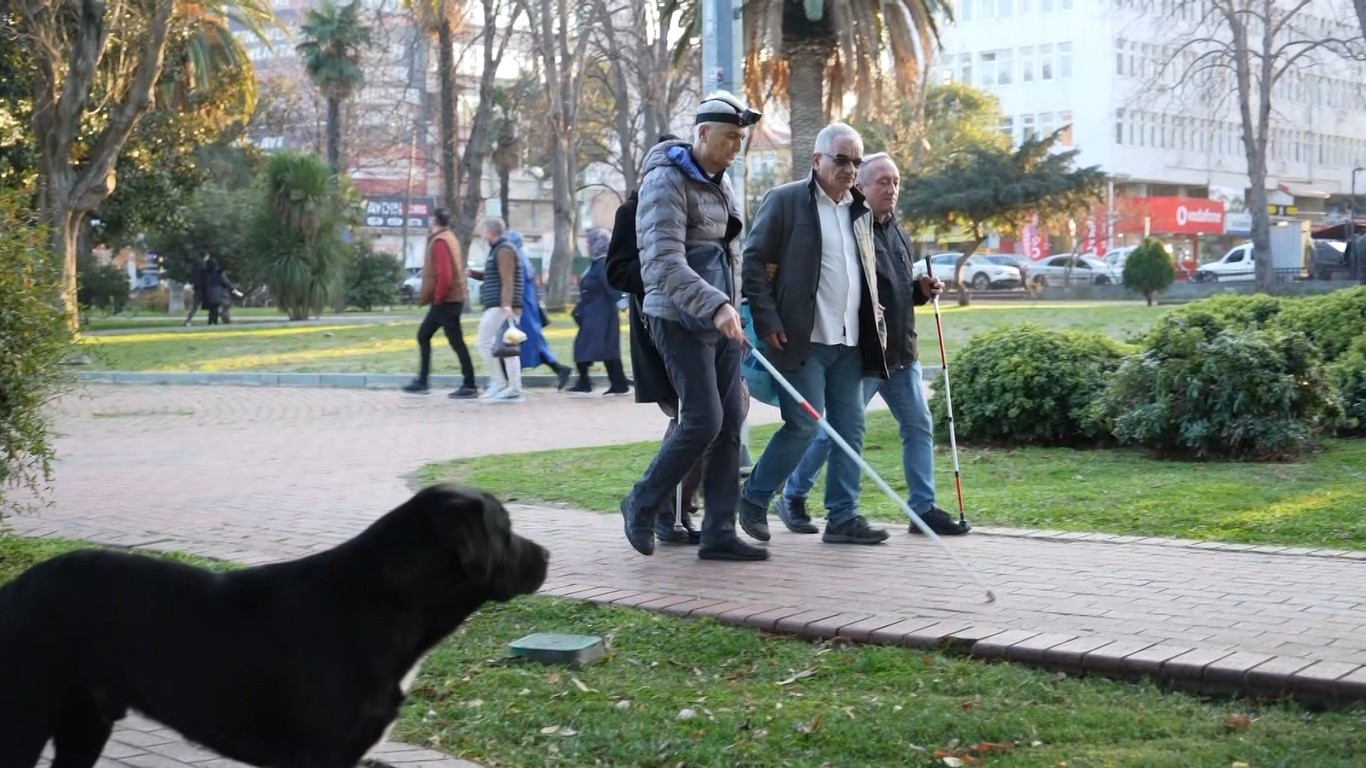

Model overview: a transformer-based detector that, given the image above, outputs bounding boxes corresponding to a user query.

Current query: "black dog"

[0,484,548,768]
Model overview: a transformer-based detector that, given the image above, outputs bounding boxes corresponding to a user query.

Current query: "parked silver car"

[912,252,1022,290]
[1027,254,1119,286]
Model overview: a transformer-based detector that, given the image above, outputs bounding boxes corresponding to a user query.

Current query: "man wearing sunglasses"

[740,123,890,546]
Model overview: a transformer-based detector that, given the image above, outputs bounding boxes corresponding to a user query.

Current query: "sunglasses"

[821,153,863,169]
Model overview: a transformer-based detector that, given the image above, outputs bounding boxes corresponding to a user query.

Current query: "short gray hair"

[693,90,745,143]
[857,152,897,183]
[482,217,506,236]
[814,123,862,155]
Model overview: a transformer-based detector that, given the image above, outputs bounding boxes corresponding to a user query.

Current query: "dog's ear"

[450,489,503,585]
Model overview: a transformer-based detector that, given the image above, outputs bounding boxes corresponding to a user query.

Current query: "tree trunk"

[454,0,518,254]
[1355,0,1366,54]
[1145,289,1155,306]
[436,13,460,216]
[51,208,80,333]
[951,238,987,307]
[543,135,577,312]
[785,37,833,182]
[1232,0,1276,294]
[325,95,342,173]
[498,167,511,227]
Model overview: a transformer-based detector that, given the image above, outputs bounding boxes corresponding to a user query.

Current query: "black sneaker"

[655,507,701,545]
[401,380,430,394]
[909,507,971,536]
[774,495,819,534]
[698,536,770,561]
[620,496,655,556]
[737,495,771,542]
[568,380,592,394]
[447,385,478,399]
[822,515,889,545]
[603,385,631,397]
[555,365,572,391]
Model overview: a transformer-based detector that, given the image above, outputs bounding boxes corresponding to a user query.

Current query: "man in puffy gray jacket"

[619,93,768,562]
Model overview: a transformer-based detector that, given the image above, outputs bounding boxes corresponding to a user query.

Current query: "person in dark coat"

[184,253,210,327]
[203,257,239,326]
[569,228,630,395]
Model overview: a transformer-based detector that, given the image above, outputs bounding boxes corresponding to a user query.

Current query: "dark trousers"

[577,360,629,388]
[417,302,476,387]
[660,415,705,523]
[628,317,743,544]
[206,303,221,326]
[184,293,203,324]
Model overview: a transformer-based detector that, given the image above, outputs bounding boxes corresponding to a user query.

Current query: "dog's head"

[371,484,549,607]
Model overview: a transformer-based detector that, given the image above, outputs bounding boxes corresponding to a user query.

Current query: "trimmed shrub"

[1122,237,1176,306]
[1143,293,1285,349]
[1099,323,1337,461]
[345,240,402,311]
[1328,334,1366,436]
[1277,286,1366,363]
[929,323,1129,447]
[0,190,74,518]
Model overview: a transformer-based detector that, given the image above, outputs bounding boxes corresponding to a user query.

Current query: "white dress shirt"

[811,185,861,347]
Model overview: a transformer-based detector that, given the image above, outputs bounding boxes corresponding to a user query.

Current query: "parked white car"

[912,252,1022,290]
[1027,255,1119,286]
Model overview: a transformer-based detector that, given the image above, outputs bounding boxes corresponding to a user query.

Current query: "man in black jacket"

[773,153,969,536]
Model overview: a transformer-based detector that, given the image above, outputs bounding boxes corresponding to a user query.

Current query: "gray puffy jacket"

[634,140,741,325]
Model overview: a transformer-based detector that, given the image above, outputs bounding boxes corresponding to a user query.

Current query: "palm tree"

[252,152,348,320]
[296,0,373,174]
[740,0,950,179]
[165,0,277,119]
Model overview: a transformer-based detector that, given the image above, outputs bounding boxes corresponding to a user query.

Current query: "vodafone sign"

[1116,196,1225,235]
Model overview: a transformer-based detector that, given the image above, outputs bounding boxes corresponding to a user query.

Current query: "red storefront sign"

[1116,196,1225,235]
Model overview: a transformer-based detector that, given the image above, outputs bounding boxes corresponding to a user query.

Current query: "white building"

[934,0,1366,264]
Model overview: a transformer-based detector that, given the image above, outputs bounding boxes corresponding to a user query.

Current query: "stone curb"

[73,367,947,391]
[540,585,1366,709]
[965,525,1366,561]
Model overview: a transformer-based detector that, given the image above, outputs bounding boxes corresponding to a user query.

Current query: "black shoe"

[737,495,771,542]
[555,365,572,391]
[401,380,430,394]
[448,385,478,399]
[909,506,971,536]
[698,536,770,561]
[823,515,889,545]
[620,496,655,556]
[774,495,819,534]
[568,379,592,394]
[603,385,631,396]
[655,511,702,545]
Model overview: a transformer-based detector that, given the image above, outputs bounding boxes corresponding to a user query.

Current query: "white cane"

[745,344,996,603]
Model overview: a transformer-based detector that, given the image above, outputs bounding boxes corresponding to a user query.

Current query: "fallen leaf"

[777,669,817,686]
[546,671,561,684]
[1232,763,1250,768]
[972,742,1013,755]
[940,758,964,768]
[958,699,979,710]
[558,727,577,737]
[571,677,593,693]
[796,714,823,734]
[677,708,697,721]
[1224,714,1252,731]
[615,700,631,710]
[539,725,560,735]
[518,688,531,696]
[1030,741,1044,747]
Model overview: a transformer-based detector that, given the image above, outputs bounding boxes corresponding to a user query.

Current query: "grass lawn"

[76,301,1170,375]
[1,537,1360,767]
[419,415,1366,550]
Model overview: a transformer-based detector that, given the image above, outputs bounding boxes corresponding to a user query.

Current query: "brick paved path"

[9,385,1366,765]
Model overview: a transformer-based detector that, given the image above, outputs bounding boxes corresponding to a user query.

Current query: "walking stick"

[744,344,995,603]
[924,257,969,530]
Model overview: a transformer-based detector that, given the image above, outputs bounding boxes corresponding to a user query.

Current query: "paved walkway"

[9,385,1366,765]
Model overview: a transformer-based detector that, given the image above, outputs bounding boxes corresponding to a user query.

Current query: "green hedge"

[929,323,1129,447]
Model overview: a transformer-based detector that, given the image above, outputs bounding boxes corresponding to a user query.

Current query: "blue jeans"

[743,343,867,526]
[784,362,936,516]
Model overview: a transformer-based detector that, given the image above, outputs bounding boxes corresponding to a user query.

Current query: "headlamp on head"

[695,96,762,128]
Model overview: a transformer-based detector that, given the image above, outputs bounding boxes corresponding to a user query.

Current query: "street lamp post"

[1352,167,1363,282]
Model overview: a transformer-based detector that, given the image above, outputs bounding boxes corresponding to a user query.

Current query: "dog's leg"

[49,697,113,768]
[0,723,49,768]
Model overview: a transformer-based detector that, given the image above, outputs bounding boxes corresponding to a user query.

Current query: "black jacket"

[741,175,886,377]
[604,189,675,405]
[605,190,643,298]
[874,215,928,369]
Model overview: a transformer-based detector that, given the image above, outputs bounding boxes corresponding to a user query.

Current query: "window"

[979,51,998,86]
[1040,112,1055,139]
[1023,114,1037,141]
[1061,0,1072,8]
[1040,0,1053,10]
[998,49,1014,84]
[1000,0,1013,17]
[959,53,973,84]
[1059,43,1072,78]
[1020,0,1033,12]
[1059,111,1073,146]
[962,0,974,21]
[1039,44,1054,79]
[1116,38,1126,76]
[1001,116,1015,141]
[1115,108,1125,144]
[981,0,997,18]
[1022,46,1036,81]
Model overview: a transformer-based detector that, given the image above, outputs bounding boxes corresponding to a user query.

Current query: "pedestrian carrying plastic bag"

[493,318,525,358]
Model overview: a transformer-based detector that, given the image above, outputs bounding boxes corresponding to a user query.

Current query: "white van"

[1196,244,1256,282]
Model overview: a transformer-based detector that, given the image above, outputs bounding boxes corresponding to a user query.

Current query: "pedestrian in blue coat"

[568,228,630,395]
[508,231,572,390]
